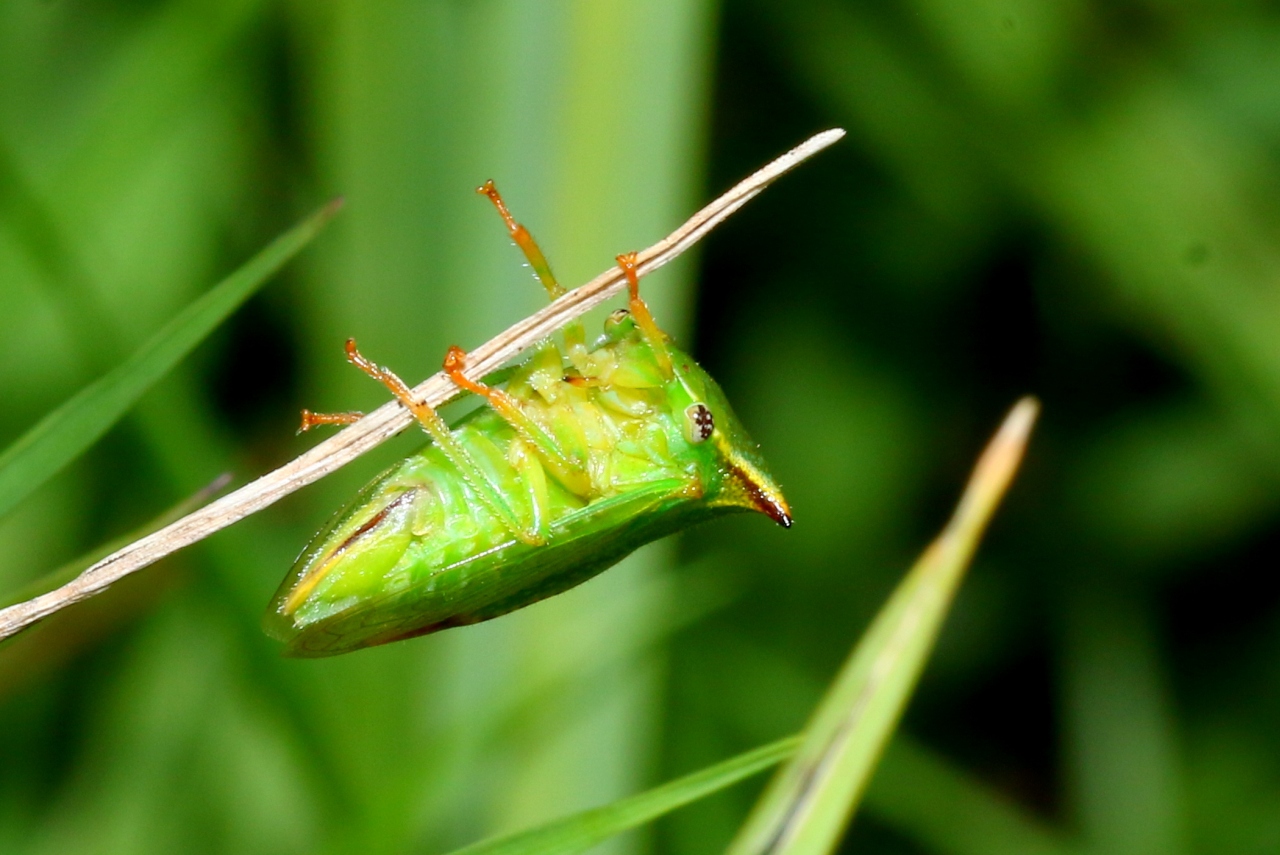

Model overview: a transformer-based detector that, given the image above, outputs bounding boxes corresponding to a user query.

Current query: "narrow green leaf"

[446,736,801,855]
[1061,589,1186,855]
[727,398,1039,855]
[0,201,340,521]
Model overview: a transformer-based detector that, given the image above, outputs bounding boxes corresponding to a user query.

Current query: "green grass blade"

[446,736,801,855]
[0,201,340,522]
[1061,589,1186,855]
[727,398,1039,855]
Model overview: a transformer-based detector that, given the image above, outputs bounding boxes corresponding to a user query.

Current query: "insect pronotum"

[265,181,792,656]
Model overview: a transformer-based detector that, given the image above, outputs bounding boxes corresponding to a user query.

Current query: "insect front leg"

[615,252,673,378]
[342,338,546,546]
[444,345,593,498]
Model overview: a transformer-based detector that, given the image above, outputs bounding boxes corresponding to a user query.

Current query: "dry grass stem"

[0,128,845,642]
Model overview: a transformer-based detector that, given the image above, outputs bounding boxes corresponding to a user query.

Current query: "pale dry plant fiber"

[0,129,847,641]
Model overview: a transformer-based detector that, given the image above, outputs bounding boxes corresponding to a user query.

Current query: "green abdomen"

[264,408,715,657]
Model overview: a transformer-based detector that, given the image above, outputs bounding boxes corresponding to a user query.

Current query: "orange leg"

[478,180,585,355]
[298,409,363,433]
[343,338,544,545]
[615,251,673,378]
[477,180,564,300]
[444,346,591,498]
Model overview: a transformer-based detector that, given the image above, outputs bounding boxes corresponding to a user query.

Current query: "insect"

[264,181,792,656]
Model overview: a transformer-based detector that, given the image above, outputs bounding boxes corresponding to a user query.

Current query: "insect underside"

[266,182,791,656]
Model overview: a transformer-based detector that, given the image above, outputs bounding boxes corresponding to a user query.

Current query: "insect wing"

[274,476,693,656]
[263,461,420,643]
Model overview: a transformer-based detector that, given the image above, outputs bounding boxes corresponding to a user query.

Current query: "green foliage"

[4,1,1280,854]
[728,403,1032,855]
[0,203,336,523]
[449,737,800,855]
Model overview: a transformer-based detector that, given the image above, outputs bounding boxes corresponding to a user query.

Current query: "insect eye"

[684,403,715,443]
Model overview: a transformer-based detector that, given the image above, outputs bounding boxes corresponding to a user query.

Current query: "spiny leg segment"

[342,338,545,546]
[478,180,586,353]
[477,179,563,299]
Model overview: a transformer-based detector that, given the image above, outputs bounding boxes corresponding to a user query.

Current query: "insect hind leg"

[477,180,563,300]
[478,180,587,353]
[342,338,546,546]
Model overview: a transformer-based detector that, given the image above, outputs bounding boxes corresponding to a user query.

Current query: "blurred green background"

[2,0,1280,853]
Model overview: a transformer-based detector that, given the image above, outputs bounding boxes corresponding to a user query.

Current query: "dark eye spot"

[609,309,631,321]
[685,403,714,443]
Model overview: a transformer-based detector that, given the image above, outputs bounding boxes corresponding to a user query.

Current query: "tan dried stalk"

[0,129,846,642]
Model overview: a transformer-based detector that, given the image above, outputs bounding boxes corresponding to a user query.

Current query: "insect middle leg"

[298,409,364,433]
[444,345,593,498]
[342,338,546,546]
